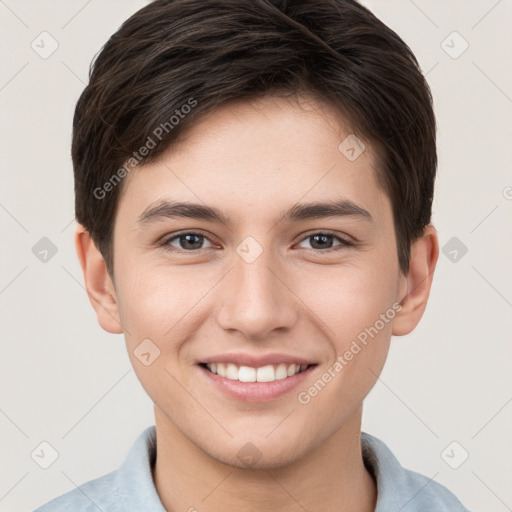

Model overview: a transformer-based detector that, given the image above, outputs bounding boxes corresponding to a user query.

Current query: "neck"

[152,405,377,512]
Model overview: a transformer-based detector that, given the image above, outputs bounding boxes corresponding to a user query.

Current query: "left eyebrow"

[136,198,373,228]
[137,200,232,227]
[279,200,373,224]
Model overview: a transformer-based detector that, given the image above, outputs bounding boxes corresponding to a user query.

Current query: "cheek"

[295,262,397,402]
[303,262,398,342]
[293,282,394,438]
[116,264,214,344]
[115,265,210,403]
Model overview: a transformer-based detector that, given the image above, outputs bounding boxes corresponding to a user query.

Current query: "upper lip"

[199,353,316,368]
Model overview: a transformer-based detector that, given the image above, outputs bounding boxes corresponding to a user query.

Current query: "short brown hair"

[72,0,436,276]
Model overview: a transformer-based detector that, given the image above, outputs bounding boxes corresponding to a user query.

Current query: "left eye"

[297,232,352,251]
[163,232,214,251]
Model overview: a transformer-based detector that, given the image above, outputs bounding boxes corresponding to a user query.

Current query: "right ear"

[74,223,123,334]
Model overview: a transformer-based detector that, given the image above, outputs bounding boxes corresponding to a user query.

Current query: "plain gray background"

[1,1,511,511]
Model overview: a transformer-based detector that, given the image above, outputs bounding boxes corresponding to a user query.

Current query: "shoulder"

[361,432,472,511]
[31,426,163,512]
[31,470,121,512]
[397,464,472,511]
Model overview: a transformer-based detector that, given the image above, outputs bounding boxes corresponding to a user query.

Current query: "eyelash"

[159,230,355,254]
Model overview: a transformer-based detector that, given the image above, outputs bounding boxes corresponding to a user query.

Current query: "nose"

[216,244,299,341]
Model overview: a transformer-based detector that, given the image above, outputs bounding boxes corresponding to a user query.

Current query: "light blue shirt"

[32,425,471,511]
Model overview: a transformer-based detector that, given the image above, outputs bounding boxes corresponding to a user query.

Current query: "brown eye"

[163,232,214,252]
[297,232,353,251]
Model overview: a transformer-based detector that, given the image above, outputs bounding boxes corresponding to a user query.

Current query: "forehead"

[116,94,388,224]
[167,93,372,163]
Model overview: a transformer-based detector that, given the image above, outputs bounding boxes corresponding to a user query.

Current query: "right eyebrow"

[280,199,373,224]
[137,200,232,227]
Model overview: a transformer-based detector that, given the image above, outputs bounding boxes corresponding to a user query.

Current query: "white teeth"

[217,363,226,377]
[275,363,288,380]
[287,364,297,377]
[238,366,256,382]
[226,363,239,380]
[256,365,275,382]
[205,362,309,382]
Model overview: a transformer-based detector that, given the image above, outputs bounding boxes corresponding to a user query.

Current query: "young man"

[34,0,471,510]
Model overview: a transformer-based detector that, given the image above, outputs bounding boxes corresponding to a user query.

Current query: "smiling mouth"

[199,362,316,383]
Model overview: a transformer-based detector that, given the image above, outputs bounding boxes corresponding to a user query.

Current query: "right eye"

[161,231,216,252]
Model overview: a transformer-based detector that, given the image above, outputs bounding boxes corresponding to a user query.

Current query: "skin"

[76,94,438,512]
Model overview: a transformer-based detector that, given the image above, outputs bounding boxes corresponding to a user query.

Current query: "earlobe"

[392,225,439,336]
[74,224,124,334]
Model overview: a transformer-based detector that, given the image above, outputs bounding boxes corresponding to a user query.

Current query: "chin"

[205,437,307,470]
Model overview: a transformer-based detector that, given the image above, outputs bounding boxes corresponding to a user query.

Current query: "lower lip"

[198,364,316,402]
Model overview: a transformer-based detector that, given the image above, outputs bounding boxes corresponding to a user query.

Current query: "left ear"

[392,224,439,336]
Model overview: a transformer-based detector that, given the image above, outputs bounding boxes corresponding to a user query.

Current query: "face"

[108,94,408,468]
